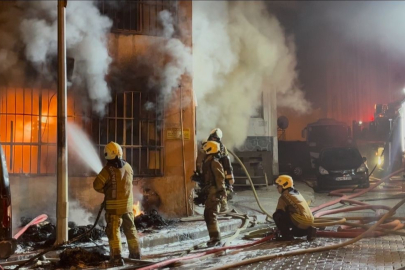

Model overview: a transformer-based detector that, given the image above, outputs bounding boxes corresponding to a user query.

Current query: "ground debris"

[68,222,106,242]
[17,218,105,249]
[59,247,108,268]
[134,210,177,231]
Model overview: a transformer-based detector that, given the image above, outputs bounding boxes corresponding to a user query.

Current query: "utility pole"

[56,0,68,245]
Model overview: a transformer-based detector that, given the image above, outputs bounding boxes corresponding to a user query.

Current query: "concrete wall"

[243,89,279,177]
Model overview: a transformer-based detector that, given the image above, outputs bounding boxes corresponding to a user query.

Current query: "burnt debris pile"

[17,218,105,248]
[68,222,106,242]
[134,210,176,231]
[18,218,56,248]
[59,247,108,268]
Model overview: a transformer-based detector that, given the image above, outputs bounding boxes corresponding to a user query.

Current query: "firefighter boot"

[275,229,294,241]
[207,238,222,247]
[306,226,317,241]
[108,256,124,267]
[129,250,142,260]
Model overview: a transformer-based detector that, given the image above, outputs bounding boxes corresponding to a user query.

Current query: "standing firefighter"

[273,175,316,241]
[207,128,234,212]
[93,141,141,267]
[202,141,227,247]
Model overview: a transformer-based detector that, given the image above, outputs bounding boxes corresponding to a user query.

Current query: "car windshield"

[320,147,363,169]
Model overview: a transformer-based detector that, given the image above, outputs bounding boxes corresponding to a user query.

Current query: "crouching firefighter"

[273,175,316,241]
[202,141,227,247]
[207,128,234,212]
[93,141,141,267]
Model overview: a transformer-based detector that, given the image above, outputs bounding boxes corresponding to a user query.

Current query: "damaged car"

[315,146,370,190]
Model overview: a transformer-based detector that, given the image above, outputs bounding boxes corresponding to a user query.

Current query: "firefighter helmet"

[275,175,293,189]
[209,128,223,140]
[104,141,123,160]
[203,141,220,155]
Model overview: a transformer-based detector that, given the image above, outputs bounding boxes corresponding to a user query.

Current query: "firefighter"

[196,138,207,174]
[202,141,227,247]
[273,175,316,241]
[208,128,234,212]
[93,141,141,267]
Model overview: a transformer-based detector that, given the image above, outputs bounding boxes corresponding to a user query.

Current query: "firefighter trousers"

[105,212,140,259]
[273,209,309,238]
[204,190,221,241]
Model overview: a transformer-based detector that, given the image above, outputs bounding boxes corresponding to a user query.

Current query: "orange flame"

[133,201,144,217]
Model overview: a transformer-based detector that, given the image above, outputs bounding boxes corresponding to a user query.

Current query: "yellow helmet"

[275,175,293,189]
[203,141,220,155]
[104,141,123,160]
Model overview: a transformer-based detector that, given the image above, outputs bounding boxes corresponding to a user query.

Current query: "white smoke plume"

[0,1,112,115]
[156,10,192,100]
[193,1,310,148]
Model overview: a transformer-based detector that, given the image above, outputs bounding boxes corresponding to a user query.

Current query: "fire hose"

[228,149,347,228]
[209,195,405,269]
[14,202,105,270]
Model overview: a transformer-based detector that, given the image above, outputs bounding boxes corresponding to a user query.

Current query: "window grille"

[98,0,178,36]
[91,91,164,177]
[0,87,87,175]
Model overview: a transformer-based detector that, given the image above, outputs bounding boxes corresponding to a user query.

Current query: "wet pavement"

[3,177,405,269]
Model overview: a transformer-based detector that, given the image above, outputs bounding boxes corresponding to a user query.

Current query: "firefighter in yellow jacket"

[202,141,227,247]
[93,142,141,267]
[273,175,316,241]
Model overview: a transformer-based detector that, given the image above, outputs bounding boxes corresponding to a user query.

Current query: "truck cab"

[302,118,352,170]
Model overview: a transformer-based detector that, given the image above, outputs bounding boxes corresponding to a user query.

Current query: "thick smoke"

[156,10,192,101]
[307,1,405,58]
[0,1,112,115]
[193,1,310,148]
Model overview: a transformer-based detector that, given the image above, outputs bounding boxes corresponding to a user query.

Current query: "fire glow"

[133,201,144,217]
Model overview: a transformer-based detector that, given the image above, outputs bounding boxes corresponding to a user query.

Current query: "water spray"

[66,122,103,174]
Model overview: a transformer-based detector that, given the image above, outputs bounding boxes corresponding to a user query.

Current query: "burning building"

[0,0,195,225]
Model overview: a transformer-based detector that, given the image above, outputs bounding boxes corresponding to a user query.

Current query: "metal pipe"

[56,0,68,244]
[179,85,189,216]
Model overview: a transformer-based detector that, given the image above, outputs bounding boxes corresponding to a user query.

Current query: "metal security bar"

[98,0,178,36]
[92,91,164,177]
[0,87,87,175]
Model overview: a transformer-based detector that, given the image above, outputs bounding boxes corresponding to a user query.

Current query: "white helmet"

[203,141,220,155]
[104,141,123,160]
[209,128,223,140]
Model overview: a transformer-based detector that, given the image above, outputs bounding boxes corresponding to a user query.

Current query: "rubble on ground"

[135,210,177,231]
[59,247,108,268]
[17,218,106,249]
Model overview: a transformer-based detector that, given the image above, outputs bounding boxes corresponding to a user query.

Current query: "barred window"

[91,91,164,177]
[0,87,86,175]
[98,0,178,36]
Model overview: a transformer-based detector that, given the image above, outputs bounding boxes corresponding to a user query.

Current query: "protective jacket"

[276,188,314,229]
[93,162,134,215]
[203,155,226,193]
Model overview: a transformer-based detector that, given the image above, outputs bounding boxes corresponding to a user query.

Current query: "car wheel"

[293,166,303,177]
